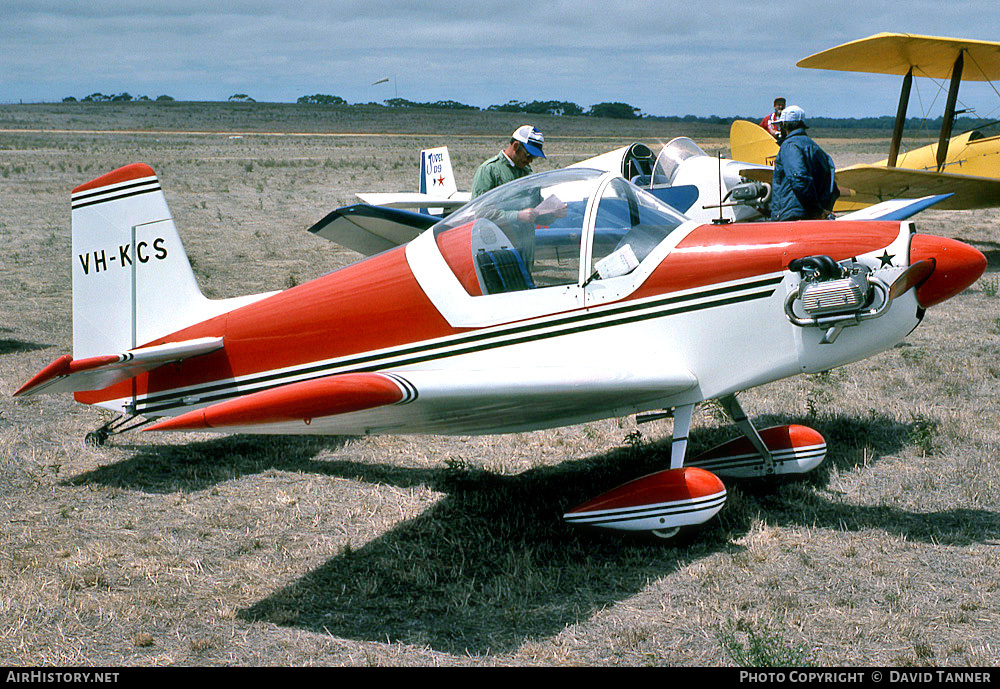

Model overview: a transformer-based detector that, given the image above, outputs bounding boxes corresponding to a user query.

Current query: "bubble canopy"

[430,168,689,297]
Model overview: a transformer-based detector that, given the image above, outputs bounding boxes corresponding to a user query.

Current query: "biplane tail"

[729,119,779,167]
[69,163,210,360]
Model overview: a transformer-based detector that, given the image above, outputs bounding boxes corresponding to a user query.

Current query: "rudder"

[71,163,208,359]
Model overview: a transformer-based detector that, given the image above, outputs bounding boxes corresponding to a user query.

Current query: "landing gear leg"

[84,413,152,447]
[669,403,694,469]
[718,394,776,475]
[563,402,727,540]
[654,403,696,540]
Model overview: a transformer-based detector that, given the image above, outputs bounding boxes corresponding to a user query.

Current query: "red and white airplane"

[15,163,985,538]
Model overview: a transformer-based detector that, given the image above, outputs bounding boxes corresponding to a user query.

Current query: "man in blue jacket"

[770,105,840,221]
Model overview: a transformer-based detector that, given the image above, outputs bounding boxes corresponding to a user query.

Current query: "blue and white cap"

[512,125,546,158]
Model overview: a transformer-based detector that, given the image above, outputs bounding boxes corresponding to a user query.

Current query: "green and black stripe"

[136,274,784,416]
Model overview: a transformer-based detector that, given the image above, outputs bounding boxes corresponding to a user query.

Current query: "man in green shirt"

[470,125,566,272]
[470,125,546,200]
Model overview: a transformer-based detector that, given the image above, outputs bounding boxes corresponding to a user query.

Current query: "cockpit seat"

[476,247,535,294]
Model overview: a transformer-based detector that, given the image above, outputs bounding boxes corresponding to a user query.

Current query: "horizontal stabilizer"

[144,372,406,430]
[15,337,224,397]
[308,204,438,256]
[798,33,1000,81]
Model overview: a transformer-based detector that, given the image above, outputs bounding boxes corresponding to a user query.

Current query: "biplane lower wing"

[740,166,952,220]
[834,165,1000,210]
[737,150,1000,212]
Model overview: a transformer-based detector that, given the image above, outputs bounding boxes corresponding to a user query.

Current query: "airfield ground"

[1,104,999,666]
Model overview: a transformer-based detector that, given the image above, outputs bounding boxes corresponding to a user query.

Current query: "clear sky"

[4,0,1000,120]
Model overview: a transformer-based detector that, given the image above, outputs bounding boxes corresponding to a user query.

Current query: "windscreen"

[653,137,709,185]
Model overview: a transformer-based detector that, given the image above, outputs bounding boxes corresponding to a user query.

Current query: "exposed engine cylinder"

[784,255,890,343]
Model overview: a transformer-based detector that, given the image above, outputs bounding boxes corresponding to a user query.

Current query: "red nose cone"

[910,234,986,308]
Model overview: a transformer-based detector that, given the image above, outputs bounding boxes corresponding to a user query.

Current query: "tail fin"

[71,164,272,361]
[419,146,458,199]
[730,120,779,166]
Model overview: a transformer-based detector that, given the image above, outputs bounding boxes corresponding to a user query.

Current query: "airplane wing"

[145,365,698,434]
[355,191,470,211]
[308,204,438,256]
[14,337,224,396]
[834,165,1000,210]
[797,32,1000,80]
[835,194,953,220]
[740,159,997,213]
[145,372,408,429]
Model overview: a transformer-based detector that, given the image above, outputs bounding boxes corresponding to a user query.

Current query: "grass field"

[1,104,998,666]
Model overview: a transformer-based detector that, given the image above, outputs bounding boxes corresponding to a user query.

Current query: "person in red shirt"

[760,97,786,138]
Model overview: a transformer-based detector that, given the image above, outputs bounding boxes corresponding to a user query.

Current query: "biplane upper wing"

[796,32,1000,80]
[14,337,224,397]
[796,33,1000,207]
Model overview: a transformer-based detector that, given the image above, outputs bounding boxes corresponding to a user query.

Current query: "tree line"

[63,92,175,103]
[55,92,1000,129]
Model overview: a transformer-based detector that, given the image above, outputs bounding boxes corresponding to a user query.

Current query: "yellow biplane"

[732,33,1000,211]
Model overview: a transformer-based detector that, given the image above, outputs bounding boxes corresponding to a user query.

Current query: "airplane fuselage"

[79,218,928,436]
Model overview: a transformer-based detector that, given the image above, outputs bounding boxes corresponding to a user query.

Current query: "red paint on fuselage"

[76,246,462,404]
[633,221,899,299]
[436,222,482,296]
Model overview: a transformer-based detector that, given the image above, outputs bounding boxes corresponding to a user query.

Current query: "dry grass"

[1,105,998,666]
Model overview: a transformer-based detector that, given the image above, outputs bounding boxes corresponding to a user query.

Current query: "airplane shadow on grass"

[71,411,1000,655]
[0,338,53,355]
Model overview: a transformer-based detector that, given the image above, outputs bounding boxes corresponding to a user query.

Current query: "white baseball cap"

[512,125,545,158]
[777,105,806,125]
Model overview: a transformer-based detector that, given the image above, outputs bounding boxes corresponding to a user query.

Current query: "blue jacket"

[770,129,839,221]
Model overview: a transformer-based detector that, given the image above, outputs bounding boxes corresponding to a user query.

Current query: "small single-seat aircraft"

[732,32,1000,211]
[15,163,985,539]
[315,138,950,257]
